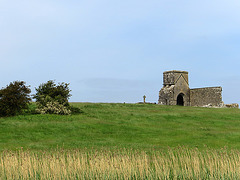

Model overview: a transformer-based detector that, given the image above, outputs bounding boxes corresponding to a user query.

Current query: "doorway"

[177,94,184,106]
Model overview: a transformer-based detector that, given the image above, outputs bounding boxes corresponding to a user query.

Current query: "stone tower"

[158,70,190,106]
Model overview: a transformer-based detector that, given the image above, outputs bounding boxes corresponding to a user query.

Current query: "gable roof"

[175,73,189,85]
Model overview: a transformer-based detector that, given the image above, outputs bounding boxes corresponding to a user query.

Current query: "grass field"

[1,103,240,179]
[2,148,240,179]
[0,103,240,151]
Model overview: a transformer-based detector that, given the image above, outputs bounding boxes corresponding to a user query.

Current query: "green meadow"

[0,103,240,151]
[1,103,240,179]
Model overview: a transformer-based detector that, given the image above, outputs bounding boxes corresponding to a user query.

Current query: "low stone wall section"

[190,87,222,107]
[225,103,239,108]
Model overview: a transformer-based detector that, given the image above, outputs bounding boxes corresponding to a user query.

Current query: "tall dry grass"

[1,148,240,179]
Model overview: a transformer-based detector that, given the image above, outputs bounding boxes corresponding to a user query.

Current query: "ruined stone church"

[158,70,223,107]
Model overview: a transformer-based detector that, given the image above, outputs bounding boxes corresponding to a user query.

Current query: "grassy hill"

[0,103,240,151]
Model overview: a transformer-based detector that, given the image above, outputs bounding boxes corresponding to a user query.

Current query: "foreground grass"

[0,103,240,151]
[1,148,240,179]
[1,103,240,179]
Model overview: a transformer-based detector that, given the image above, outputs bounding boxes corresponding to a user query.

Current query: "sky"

[0,0,240,104]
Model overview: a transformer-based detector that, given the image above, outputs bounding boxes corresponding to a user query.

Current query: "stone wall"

[173,74,190,106]
[158,85,175,105]
[190,87,222,107]
[163,70,188,85]
[159,70,190,106]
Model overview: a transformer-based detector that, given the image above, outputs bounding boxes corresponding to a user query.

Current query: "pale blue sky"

[1,0,240,104]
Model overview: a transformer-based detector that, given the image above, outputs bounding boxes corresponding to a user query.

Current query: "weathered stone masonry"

[190,87,222,107]
[158,70,223,107]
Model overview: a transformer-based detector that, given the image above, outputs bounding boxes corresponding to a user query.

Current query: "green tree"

[0,81,31,117]
[33,80,80,115]
[33,80,71,106]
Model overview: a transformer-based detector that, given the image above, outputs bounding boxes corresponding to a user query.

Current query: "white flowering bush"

[36,100,71,115]
[33,80,81,115]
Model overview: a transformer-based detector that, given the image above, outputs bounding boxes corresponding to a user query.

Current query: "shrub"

[0,81,31,117]
[36,100,71,115]
[69,105,82,114]
[33,80,80,115]
[33,80,71,107]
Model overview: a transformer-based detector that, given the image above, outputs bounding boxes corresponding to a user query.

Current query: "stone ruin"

[158,70,224,107]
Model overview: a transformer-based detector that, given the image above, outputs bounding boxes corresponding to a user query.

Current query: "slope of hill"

[0,103,240,151]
